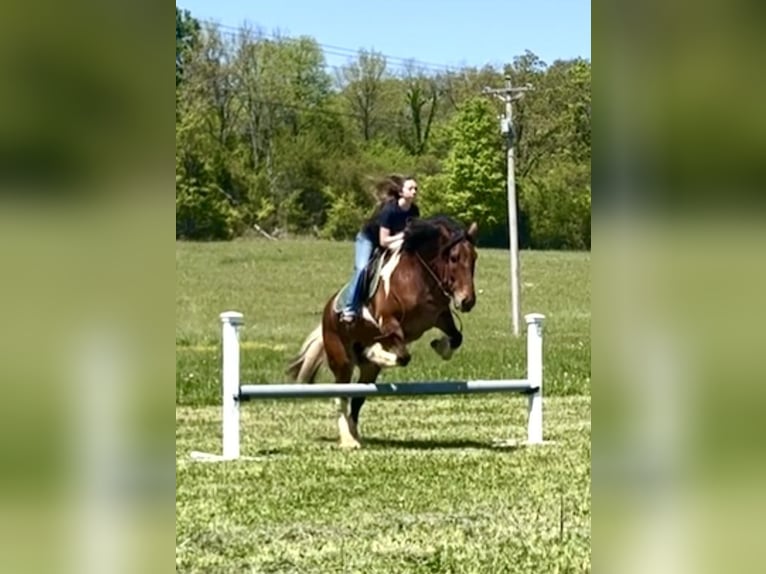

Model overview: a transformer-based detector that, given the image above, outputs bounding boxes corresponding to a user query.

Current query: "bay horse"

[287,216,479,448]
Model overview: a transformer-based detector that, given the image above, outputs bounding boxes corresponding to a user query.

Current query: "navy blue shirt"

[362,201,420,248]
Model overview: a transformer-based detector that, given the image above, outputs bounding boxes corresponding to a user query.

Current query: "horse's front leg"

[431,310,462,360]
[363,315,410,367]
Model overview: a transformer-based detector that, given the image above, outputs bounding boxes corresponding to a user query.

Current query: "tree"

[397,65,440,155]
[174,9,590,248]
[232,30,341,232]
[337,50,388,142]
[508,57,591,249]
[176,7,200,88]
[441,98,506,232]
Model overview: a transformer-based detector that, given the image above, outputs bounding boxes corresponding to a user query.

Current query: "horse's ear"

[467,222,479,243]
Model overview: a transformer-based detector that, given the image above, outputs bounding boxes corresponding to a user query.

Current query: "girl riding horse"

[288,214,479,448]
[337,175,420,323]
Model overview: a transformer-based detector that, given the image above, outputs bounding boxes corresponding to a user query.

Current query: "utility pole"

[483,76,532,337]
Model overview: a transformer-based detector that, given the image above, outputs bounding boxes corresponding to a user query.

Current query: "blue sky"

[178,0,590,72]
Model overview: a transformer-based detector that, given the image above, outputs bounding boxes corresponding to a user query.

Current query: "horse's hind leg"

[349,362,381,444]
[335,391,361,449]
[324,331,361,449]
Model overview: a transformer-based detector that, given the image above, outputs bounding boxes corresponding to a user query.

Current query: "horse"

[286,216,479,448]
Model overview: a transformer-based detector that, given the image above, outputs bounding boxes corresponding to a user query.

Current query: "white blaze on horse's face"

[446,230,478,312]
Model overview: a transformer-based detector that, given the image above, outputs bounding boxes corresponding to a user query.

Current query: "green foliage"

[337,49,389,142]
[174,10,590,249]
[522,162,591,250]
[442,98,507,231]
[175,7,200,88]
[358,139,418,179]
[320,187,367,240]
[417,173,450,218]
[175,158,239,240]
[564,59,591,163]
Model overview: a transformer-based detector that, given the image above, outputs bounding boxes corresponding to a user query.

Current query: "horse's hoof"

[339,438,362,449]
[348,421,361,441]
[397,353,411,366]
[431,337,453,360]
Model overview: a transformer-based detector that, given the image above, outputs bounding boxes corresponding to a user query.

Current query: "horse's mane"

[402,215,466,253]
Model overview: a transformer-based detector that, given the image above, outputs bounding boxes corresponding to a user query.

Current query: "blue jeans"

[342,232,374,315]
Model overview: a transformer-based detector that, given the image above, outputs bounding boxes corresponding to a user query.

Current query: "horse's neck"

[397,250,446,300]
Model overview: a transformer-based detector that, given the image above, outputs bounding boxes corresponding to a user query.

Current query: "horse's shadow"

[318,436,520,452]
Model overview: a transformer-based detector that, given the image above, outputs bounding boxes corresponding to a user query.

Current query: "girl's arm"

[379,226,404,249]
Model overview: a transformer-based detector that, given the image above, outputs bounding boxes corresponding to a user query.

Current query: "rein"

[412,229,466,301]
[414,251,452,301]
[412,239,466,335]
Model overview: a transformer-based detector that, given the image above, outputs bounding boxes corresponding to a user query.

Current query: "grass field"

[176,238,591,572]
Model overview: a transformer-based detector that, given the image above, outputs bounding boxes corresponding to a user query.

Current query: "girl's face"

[401,179,418,201]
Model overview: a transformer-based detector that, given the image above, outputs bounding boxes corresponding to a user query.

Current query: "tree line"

[176,7,590,249]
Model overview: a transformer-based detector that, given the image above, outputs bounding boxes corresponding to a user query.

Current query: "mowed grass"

[176,239,590,404]
[176,238,591,572]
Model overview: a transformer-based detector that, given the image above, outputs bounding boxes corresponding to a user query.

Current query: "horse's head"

[440,221,479,311]
[404,217,479,312]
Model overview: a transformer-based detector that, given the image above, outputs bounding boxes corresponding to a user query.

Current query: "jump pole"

[190,312,545,461]
[190,311,244,461]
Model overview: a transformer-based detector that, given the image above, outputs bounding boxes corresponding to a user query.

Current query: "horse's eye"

[450,254,459,264]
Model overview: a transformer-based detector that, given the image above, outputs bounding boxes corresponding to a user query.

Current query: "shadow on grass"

[317,436,520,452]
[236,447,292,459]
[253,447,291,456]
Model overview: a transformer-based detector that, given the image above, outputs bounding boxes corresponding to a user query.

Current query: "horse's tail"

[285,323,325,384]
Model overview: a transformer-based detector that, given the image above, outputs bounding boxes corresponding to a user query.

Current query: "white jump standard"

[191,311,545,461]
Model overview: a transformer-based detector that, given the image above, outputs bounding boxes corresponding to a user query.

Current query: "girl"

[339,175,420,322]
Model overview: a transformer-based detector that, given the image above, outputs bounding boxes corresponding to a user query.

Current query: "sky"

[177,0,590,73]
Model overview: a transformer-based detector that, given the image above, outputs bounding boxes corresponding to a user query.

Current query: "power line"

[182,20,474,129]
[205,19,459,72]
[231,96,416,131]
[180,81,428,132]
[197,18,473,75]
[180,18,530,133]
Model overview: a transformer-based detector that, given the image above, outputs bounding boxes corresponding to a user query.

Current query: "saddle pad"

[333,249,389,314]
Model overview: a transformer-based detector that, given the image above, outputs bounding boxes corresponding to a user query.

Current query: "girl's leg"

[342,233,374,317]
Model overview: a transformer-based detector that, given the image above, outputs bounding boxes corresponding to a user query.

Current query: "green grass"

[176,238,591,572]
[176,239,590,405]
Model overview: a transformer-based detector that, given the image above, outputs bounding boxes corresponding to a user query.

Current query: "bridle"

[414,251,452,301]
[369,228,472,343]
[413,230,472,329]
